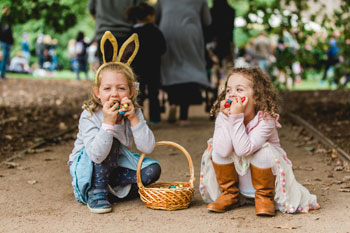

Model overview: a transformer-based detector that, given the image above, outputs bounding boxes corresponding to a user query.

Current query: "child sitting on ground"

[200,67,320,215]
[68,31,161,214]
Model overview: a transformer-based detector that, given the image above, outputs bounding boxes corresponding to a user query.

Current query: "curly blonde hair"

[82,62,140,115]
[210,67,279,119]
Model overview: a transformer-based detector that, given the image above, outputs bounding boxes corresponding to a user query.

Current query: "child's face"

[94,70,134,106]
[226,73,256,116]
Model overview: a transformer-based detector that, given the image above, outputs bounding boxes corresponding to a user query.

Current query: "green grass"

[6,69,349,91]
[292,70,349,90]
[6,70,94,80]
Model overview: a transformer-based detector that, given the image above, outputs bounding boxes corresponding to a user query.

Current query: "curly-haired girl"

[200,67,319,215]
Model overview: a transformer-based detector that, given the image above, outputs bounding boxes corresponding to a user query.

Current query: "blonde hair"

[82,62,140,115]
[210,67,279,118]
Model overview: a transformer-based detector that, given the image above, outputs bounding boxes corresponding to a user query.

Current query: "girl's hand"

[229,96,248,115]
[102,100,122,125]
[220,99,230,116]
[120,97,139,126]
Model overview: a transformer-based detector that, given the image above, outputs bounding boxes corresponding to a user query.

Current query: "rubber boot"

[250,164,276,216]
[87,162,113,214]
[207,162,239,213]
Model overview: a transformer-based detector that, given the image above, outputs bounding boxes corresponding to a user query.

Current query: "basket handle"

[136,141,195,189]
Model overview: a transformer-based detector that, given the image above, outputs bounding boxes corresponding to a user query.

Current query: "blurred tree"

[331,0,350,87]
[0,0,88,33]
[235,0,349,87]
[0,0,94,70]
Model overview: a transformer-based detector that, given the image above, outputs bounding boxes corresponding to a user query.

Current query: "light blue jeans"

[257,58,270,72]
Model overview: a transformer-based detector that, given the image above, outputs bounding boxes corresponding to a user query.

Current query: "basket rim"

[141,182,194,190]
[136,141,195,190]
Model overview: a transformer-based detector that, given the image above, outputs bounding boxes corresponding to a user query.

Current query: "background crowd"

[0,0,349,123]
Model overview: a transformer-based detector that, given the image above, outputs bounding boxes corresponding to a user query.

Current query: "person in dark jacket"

[75,31,89,80]
[209,0,235,68]
[322,37,339,82]
[0,6,14,80]
[127,3,166,124]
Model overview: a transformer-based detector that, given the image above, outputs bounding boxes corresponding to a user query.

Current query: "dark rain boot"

[87,163,112,214]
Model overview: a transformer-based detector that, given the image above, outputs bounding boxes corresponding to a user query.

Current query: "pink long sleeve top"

[212,111,289,163]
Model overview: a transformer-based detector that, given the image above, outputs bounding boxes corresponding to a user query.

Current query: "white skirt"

[200,140,320,213]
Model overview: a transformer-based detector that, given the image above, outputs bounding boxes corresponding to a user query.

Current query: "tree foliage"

[0,0,88,33]
[230,0,349,86]
[0,0,93,69]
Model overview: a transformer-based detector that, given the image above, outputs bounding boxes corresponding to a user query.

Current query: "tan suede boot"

[250,164,276,216]
[207,162,239,213]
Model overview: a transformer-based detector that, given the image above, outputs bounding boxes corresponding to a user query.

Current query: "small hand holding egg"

[119,97,139,126]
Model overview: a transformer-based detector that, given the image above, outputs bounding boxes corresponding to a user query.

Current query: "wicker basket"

[136,141,195,210]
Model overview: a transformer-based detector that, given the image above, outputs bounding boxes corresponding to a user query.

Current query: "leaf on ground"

[274,224,299,229]
[4,162,19,169]
[27,180,37,185]
[59,122,67,130]
[336,159,343,166]
[28,148,52,154]
[334,166,344,171]
[338,189,350,192]
[340,182,350,189]
[304,147,315,152]
[315,148,327,154]
[331,149,338,159]
[344,162,350,172]
[44,158,55,161]
[324,180,334,186]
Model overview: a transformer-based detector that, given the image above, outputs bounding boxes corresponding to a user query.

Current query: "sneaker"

[87,188,112,214]
[149,120,160,125]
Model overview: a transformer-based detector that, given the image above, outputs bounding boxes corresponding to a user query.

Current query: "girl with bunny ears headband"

[69,31,161,214]
[83,31,141,115]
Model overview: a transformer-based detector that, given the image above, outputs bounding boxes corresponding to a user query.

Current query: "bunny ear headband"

[95,31,139,83]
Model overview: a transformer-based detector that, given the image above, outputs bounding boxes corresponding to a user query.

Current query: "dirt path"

[1,105,350,233]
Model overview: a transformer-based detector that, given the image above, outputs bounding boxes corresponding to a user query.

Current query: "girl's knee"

[141,163,161,185]
[250,145,274,168]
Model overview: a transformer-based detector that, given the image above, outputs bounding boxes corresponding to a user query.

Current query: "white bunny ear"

[117,33,139,65]
[100,31,118,63]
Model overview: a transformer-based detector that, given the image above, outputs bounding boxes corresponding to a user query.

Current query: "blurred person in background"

[208,0,235,71]
[155,0,211,125]
[35,34,45,69]
[68,39,78,72]
[88,0,145,64]
[252,32,272,72]
[8,51,31,74]
[75,31,89,80]
[0,6,14,80]
[321,37,339,84]
[87,40,99,73]
[49,38,58,71]
[21,32,30,63]
[127,2,166,125]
